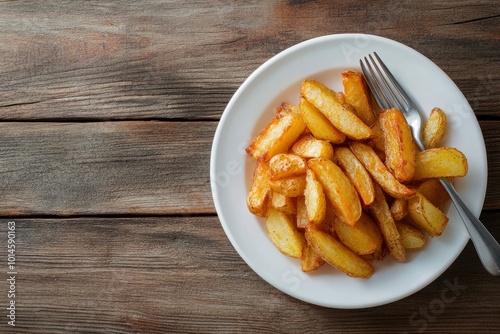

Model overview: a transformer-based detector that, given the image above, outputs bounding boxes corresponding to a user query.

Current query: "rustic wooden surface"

[0,1,498,333]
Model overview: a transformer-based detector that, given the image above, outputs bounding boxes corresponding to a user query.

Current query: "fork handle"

[440,178,500,275]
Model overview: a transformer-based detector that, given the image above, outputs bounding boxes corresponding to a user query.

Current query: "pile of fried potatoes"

[246,70,468,278]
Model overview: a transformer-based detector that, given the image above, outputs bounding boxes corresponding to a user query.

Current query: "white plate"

[210,34,487,308]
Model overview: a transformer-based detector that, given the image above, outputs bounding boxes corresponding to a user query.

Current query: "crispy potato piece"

[335,146,375,206]
[349,142,416,199]
[342,70,376,126]
[268,175,307,197]
[268,153,307,181]
[301,241,325,272]
[304,169,327,226]
[417,178,450,209]
[305,226,374,278]
[408,192,449,237]
[291,134,334,160]
[246,160,271,217]
[266,207,305,258]
[335,91,346,104]
[396,220,426,249]
[270,191,296,215]
[390,198,408,221]
[333,213,383,255]
[299,97,346,144]
[308,158,362,226]
[379,108,416,182]
[246,103,306,161]
[413,147,468,180]
[301,79,374,140]
[422,107,447,149]
[296,196,308,229]
[369,120,386,153]
[369,185,407,262]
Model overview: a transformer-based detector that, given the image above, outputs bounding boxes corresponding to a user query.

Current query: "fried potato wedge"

[413,147,468,180]
[299,97,346,144]
[266,207,305,258]
[246,104,306,161]
[335,146,375,206]
[268,175,307,197]
[390,198,408,221]
[304,169,327,226]
[349,142,416,199]
[342,70,376,126]
[305,226,374,278]
[301,241,325,272]
[246,160,271,217]
[422,107,447,149]
[408,192,449,237]
[291,134,334,159]
[334,213,383,255]
[369,120,386,153]
[379,108,416,182]
[296,196,308,229]
[369,185,407,262]
[301,79,374,140]
[396,220,426,249]
[417,178,450,209]
[270,191,296,215]
[268,153,307,181]
[308,158,362,226]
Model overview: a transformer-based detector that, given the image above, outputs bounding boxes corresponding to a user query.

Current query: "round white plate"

[210,34,487,308]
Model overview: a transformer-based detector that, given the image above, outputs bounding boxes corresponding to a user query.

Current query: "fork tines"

[359,52,408,112]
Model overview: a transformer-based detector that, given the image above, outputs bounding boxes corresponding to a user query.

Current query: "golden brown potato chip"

[342,70,376,126]
[296,196,308,229]
[291,134,334,160]
[246,160,271,217]
[299,97,345,144]
[416,178,450,209]
[268,153,307,181]
[308,158,362,226]
[270,191,296,215]
[396,220,426,249]
[390,198,408,221]
[349,142,415,199]
[422,107,447,149]
[304,169,327,226]
[335,146,375,206]
[369,185,407,262]
[408,192,449,237]
[266,207,305,258]
[246,104,306,161]
[305,226,374,278]
[268,175,307,197]
[413,147,468,180]
[333,213,383,255]
[369,120,386,153]
[301,241,325,272]
[379,108,416,182]
[301,79,374,140]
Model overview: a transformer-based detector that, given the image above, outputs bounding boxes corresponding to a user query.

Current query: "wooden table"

[0,1,498,333]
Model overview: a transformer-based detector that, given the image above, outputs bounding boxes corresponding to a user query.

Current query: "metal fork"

[360,52,500,275]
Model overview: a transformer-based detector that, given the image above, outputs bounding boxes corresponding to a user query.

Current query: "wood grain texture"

[0,214,498,333]
[0,121,216,215]
[0,0,497,120]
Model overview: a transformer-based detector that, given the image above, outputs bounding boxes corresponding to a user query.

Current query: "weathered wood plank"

[0,120,499,215]
[0,1,497,120]
[0,121,216,215]
[1,214,498,333]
